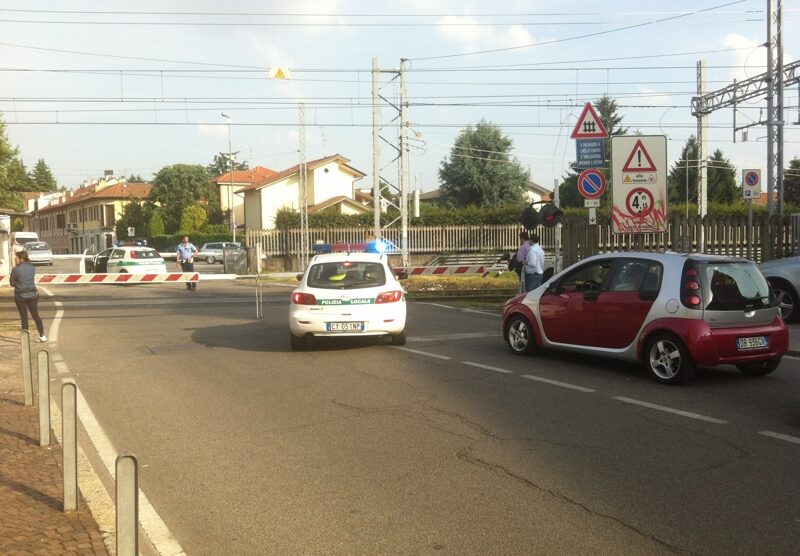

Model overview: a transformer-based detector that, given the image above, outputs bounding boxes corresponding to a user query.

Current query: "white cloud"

[721,34,766,82]
[196,122,230,138]
[436,16,533,52]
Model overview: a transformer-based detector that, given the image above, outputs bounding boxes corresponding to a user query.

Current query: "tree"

[126,174,145,183]
[207,152,248,178]
[784,157,800,205]
[707,149,737,203]
[6,158,32,192]
[0,116,24,210]
[147,164,215,233]
[438,120,529,208]
[115,201,147,239]
[30,158,57,192]
[558,96,629,208]
[148,209,165,236]
[179,204,207,233]
[668,135,699,205]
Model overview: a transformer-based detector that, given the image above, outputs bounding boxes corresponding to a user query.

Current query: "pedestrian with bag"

[177,235,199,291]
[10,251,47,342]
[514,231,532,292]
[523,233,545,293]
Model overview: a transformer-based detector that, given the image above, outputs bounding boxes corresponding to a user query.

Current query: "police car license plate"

[736,336,768,350]
[327,322,364,332]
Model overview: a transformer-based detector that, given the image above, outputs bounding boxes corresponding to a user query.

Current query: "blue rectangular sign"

[576,139,605,169]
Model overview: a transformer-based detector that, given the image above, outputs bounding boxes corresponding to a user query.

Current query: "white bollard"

[21,330,33,406]
[37,351,51,446]
[116,453,139,556]
[62,382,77,511]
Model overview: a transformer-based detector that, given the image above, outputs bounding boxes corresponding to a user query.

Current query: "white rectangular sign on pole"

[611,135,668,233]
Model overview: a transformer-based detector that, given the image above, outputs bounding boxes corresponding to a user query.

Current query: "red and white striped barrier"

[405,265,489,276]
[0,273,200,286]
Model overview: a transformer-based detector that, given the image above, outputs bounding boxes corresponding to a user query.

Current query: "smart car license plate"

[736,336,768,350]
[327,322,364,332]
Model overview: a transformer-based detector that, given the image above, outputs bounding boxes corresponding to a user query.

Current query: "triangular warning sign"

[274,68,286,79]
[621,139,657,172]
[570,102,609,139]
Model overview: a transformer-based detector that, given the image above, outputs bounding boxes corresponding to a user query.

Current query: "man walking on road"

[177,235,199,291]
[523,233,545,293]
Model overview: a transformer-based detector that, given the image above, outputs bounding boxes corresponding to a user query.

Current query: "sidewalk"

[0,325,108,555]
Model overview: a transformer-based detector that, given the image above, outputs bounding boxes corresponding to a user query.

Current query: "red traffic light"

[539,203,562,228]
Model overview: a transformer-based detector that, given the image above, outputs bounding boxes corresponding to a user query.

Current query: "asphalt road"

[3,262,800,555]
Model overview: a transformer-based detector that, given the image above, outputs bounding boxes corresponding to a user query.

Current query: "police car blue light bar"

[312,240,389,254]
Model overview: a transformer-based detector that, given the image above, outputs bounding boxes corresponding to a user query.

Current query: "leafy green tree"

[148,164,215,233]
[6,158,32,192]
[707,149,737,203]
[30,158,57,192]
[438,120,529,208]
[207,152,248,178]
[179,204,207,233]
[667,135,699,205]
[115,201,147,239]
[558,95,628,208]
[126,174,145,182]
[148,209,165,236]
[784,157,800,205]
[0,116,22,210]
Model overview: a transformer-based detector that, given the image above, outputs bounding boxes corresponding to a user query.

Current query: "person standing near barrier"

[514,231,532,292]
[177,235,198,291]
[523,233,545,293]
[10,251,47,341]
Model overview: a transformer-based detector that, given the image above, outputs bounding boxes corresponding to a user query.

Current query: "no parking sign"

[742,169,761,199]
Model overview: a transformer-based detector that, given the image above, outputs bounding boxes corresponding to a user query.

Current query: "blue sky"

[0,0,797,195]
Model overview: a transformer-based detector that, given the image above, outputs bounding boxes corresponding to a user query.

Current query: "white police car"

[289,243,407,350]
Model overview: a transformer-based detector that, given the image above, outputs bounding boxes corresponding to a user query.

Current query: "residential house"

[237,155,366,229]
[30,180,151,253]
[525,180,552,204]
[212,166,277,230]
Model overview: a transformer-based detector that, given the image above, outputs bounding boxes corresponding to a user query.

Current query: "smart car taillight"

[291,292,317,305]
[375,290,403,303]
[681,260,702,309]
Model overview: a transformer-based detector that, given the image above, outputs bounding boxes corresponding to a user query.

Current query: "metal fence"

[246,214,798,265]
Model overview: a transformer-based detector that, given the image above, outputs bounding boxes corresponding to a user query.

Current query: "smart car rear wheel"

[506,314,537,355]
[644,333,695,385]
[290,333,307,351]
[736,359,780,376]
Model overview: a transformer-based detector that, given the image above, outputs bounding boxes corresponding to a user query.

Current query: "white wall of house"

[260,176,300,229]
[243,190,262,230]
[219,182,246,226]
[310,162,358,205]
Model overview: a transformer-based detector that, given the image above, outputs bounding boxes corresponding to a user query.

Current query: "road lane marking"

[521,374,596,392]
[409,332,500,342]
[393,347,452,360]
[416,302,457,310]
[73,383,187,555]
[463,361,514,374]
[759,430,800,446]
[461,309,501,317]
[613,396,727,424]
[784,355,800,361]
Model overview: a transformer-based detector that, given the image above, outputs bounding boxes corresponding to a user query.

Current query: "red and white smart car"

[503,252,788,384]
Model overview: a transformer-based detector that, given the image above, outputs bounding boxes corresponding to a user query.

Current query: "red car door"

[595,259,662,349]
[539,260,613,346]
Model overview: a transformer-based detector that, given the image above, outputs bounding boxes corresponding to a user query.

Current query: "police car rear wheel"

[290,333,307,351]
[390,331,406,346]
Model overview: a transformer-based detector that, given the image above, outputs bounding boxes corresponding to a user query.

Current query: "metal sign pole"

[747,199,754,260]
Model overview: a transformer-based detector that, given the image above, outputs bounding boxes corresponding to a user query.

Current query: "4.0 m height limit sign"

[610,135,668,234]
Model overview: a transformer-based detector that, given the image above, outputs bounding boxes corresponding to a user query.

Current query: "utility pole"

[221,113,235,243]
[298,103,309,270]
[696,61,708,253]
[372,58,381,240]
[399,59,410,268]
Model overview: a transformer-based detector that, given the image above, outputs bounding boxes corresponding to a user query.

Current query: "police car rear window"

[132,250,161,259]
[307,262,386,289]
[26,243,50,251]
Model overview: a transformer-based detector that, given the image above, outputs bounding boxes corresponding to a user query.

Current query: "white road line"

[784,355,800,361]
[73,383,186,555]
[758,430,800,446]
[416,302,458,310]
[54,360,69,374]
[613,396,727,424]
[392,347,453,360]
[521,374,596,392]
[462,361,514,374]
[409,332,500,342]
[461,309,501,317]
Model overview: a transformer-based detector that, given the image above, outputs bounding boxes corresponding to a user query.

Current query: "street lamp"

[221,112,235,243]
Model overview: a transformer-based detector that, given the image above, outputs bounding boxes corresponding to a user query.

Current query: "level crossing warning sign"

[570,102,609,139]
[611,135,667,234]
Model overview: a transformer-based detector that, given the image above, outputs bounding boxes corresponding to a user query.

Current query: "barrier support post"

[62,382,77,511]
[21,330,33,406]
[37,350,51,446]
[116,453,139,556]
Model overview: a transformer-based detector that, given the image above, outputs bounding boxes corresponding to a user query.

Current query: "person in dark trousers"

[176,235,199,290]
[10,250,47,342]
[514,231,532,292]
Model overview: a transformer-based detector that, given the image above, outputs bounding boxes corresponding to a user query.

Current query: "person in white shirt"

[523,233,545,292]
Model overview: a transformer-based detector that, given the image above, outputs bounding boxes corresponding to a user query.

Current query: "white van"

[12,231,40,252]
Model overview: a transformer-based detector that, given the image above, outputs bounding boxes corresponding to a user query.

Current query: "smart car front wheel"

[506,314,537,356]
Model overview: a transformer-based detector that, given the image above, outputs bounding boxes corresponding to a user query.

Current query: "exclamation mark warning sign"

[622,139,658,172]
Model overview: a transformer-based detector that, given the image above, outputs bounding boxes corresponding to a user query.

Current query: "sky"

[0,0,798,197]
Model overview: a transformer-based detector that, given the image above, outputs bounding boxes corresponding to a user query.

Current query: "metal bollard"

[62,382,77,511]
[21,330,33,406]
[116,453,139,556]
[37,351,51,446]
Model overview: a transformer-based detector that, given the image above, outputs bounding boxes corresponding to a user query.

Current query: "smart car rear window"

[307,262,387,289]
[702,262,773,311]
